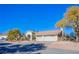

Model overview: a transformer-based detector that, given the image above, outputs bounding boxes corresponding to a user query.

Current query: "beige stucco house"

[25,30,62,41]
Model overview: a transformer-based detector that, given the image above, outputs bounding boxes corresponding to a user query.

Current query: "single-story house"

[25,30,62,41]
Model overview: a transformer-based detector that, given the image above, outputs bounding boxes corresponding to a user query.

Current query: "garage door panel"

[36,36,58,41]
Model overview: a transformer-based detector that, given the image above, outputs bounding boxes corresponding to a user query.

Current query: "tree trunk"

[60,27,64,40]
[76,33,79,42]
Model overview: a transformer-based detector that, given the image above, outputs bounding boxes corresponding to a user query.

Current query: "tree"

[56,6,79,42]
[65,6,79,42]
[32,32,36,40]
[56,19,66,39]
[56,19,66,28]
[7,29,21,41]
[20,35,27,41]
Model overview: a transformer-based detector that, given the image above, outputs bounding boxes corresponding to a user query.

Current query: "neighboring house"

[0,35,7,42]
[25,30,62,41]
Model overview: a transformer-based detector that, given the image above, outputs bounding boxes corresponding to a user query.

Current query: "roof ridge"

[35,30,62,36]
[36,30,61,33]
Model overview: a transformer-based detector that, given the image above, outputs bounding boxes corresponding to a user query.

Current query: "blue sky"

[0,4,79,34]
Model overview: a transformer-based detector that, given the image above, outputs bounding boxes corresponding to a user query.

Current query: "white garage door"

[36,36,58,41]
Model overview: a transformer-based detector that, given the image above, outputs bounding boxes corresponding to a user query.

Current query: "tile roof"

[35,30,62,36]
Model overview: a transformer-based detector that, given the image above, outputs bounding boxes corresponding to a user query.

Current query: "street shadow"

[0,43,46,54]
[0,43,11,46]
[19,43,46,53]
[0,44,21,54]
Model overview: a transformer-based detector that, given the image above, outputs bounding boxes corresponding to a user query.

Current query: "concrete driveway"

[15,47,79,54]
[36,48,79,54]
